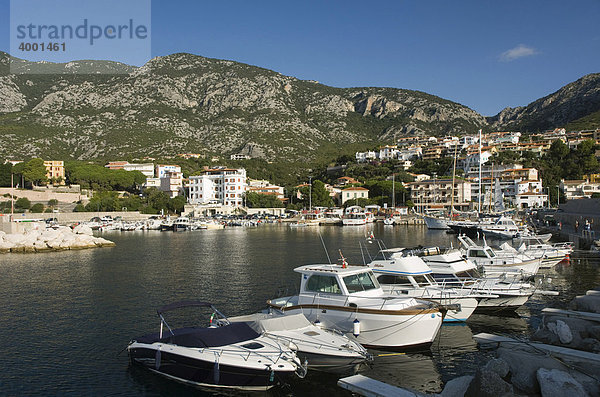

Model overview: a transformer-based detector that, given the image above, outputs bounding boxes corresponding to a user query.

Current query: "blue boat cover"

[135,323,261,348]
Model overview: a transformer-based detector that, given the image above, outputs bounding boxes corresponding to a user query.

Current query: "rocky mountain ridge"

[0,51,598,162]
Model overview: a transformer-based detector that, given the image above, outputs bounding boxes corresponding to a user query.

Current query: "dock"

[337,374,421,397]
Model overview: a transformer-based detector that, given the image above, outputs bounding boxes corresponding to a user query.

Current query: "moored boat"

[267,264,443,350]
[127,301,306,391]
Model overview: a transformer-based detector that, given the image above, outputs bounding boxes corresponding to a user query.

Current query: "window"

[377,274,411,286]
[305,275,342,294]
[343,272,379,293]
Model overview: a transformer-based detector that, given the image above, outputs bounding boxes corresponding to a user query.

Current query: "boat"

[502,238,572,269]
[172,217,191,232]
[226,312,372,373]
[383,217,395,226]
[458,235,541,279]
[479,216,521,239]
[419,247,536,312]
[366,248,480,322]
[267,263,443,350]
[423,214,450,230]
[127,301,306,391]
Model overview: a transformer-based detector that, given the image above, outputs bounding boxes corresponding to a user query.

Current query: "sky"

[1,0,599,116]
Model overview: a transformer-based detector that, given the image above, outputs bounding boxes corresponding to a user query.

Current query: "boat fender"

[314,319,323,328]
[209,313,215,325]
[353,319,360,337]
[213,360,220,384]
[155,348,161,370]
[269,369,275,382]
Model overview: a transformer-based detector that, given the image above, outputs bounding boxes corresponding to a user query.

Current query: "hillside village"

[1,126,599,218]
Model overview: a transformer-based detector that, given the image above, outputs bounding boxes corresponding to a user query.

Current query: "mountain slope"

[0,52,487,161]
[488,73,600,132]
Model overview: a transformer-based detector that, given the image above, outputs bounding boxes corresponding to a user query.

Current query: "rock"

[498,347,566,394]
[536,368,588,397]
[548,320,574,344]
[73,224,93,236]
[570,295,600,314]
[483,358,510,379]
[440,375,474,397]
[465,368,513,397]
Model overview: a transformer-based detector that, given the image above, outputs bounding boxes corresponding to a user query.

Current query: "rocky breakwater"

[0,224,115,253]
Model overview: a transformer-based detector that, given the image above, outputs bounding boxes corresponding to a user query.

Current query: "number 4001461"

[18,42,66,51]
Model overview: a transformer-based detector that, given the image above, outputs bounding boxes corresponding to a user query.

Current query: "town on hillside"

[1,127,599,221]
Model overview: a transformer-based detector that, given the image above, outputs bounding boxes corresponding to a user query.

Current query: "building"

[155,164,182,179]
[160,171,183,198]
[44,160,65,184]
[144,178,161,189]
[123,163,155,177]
[335,176,360,187]
[514,193,548,209]
[230,153,251,160]
[188,167,247,207]
[247,179,285,200]
[560,179,600,200]
[341,187,369,205]
[409,179,471,212]
[105,161,129,170]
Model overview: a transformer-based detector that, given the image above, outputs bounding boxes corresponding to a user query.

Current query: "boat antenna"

[318,231,332,264]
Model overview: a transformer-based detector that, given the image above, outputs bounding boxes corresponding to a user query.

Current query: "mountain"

[488,73,600,132]
[0,51,487,161]
[1,51,598,163]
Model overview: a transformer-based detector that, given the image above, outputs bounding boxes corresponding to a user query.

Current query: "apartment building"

[188,167,247,206]
[560,179,600,200]
[44,160,65,184]
[409,179,471,211]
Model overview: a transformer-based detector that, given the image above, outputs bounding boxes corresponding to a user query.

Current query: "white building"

[122,163,154,177]
[560,179,600,200]
[188,167,247,206]
[144,177,161,188]
[156,164,182,179]
[514,192,548,209]
[247,179,285,200]
[356,151,378,163]
[341,187,369,205]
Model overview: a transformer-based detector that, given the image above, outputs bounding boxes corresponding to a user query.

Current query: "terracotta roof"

[343,187,369,191]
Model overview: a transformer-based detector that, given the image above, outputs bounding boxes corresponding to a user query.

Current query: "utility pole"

[308,176,312,212]
[10,173,14,221]
[392,173,395,211]
[478,129,482,213]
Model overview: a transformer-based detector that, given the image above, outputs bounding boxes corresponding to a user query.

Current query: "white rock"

[73,224,93,236]
[548,320,573,344]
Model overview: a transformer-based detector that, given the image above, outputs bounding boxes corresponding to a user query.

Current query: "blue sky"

[1,0,598,116]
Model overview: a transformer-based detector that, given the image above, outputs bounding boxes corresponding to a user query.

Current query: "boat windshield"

[343,271,380,293]
[305,274,343,294]
[485,248,496,258]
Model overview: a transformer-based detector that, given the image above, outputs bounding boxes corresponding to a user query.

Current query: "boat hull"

[128,346,293,391]
[269,303,443,350]
[423,216,450,230]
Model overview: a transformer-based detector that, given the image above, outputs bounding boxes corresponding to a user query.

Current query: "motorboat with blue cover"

[127,301,306,391]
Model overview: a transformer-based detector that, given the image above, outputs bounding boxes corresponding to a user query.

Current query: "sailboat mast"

[489,163,494,213]
[392,172,395,211]
[478,129,482,213]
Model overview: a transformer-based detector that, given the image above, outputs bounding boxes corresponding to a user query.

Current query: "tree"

[15,197,31,209]
[30,203,45,213]
[245,192,284,208]
[0,162,12,187]
[23,158,48,186]
[73,203,86,212]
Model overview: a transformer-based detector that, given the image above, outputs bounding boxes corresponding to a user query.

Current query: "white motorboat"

[226,312,371,373]
[420,248,535,312]
[423,215,450,230]
[172,217,191,232]
[267,264,443,350]
[366,248,480,322]
[458,235,540,279]
[127,301,306,391]
[343,206,368,226]
[501,239,571,269]
[479,216,521,239]
[383,217,395,226]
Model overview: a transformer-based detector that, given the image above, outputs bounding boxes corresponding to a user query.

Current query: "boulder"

[498,347,566,394]
[465,368,513,397]
[483,358,510,379]
[536,368,588,397]
[548,319,573,344]
[569,295,600,314]
[440,375,474,397]
[73,224,93,236]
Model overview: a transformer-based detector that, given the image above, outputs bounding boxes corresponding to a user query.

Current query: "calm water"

[1,224,598,396]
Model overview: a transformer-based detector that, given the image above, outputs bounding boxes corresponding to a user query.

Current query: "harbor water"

[1,224,599,396]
